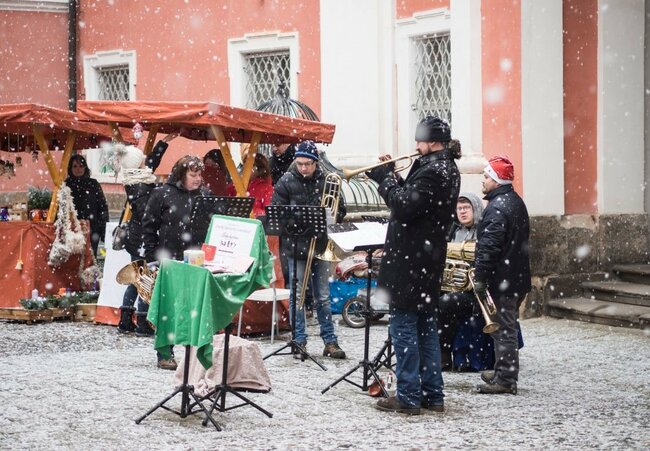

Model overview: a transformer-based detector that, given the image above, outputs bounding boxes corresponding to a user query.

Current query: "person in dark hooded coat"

[65,155,109,256]
[367,116,460,415]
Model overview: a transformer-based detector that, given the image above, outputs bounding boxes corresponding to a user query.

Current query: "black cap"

[415,116,451,142]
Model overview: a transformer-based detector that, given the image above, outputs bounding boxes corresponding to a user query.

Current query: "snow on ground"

[0,316,648,450]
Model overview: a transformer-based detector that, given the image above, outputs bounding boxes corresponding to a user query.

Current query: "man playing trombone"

[473,156,531,395]
[367,116,461,415]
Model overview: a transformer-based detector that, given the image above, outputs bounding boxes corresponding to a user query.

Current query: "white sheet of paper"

[328,222,387,252]
[206,216,257,257]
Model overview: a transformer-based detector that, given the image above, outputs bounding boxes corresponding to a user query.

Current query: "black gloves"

[366,161,395,184]
[472,279,488,301]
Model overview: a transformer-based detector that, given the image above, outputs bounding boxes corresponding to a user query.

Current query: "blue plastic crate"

[329,277,377,314]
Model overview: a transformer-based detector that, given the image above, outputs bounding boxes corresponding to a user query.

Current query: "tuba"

[441,240,500,334]
[116,259,158,304]
[298,172,342,309]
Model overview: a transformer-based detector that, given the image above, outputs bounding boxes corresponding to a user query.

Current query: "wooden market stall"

[76,100,336,330]
[0,104,132,309]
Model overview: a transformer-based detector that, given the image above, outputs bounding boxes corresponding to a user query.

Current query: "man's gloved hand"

[473,279,488,301]
[366,161,395,184]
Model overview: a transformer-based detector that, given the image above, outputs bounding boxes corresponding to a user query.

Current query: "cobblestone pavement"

[0,316,648,450]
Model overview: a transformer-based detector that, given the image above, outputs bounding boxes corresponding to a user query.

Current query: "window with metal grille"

[243,51,290,109]
[413,34,451,125]
[96,65,130,101]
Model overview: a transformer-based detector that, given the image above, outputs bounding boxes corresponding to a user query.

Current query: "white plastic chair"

[237,269,290,344]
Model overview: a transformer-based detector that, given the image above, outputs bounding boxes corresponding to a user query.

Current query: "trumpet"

[342,152,420,181]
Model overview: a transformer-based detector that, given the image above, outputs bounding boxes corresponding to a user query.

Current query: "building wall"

[0,11,69,108]
[563,0,598,214]
[481,0,523,196]
[397,0,450,19]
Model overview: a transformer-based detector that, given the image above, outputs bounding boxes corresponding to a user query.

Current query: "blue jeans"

[288,257,337,345]
[121,255,149,314]
[390,307,444,408]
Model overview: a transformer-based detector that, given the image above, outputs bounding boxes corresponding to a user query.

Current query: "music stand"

[322,241,389,397]
[262,204,328,371]
[190,196,256,246]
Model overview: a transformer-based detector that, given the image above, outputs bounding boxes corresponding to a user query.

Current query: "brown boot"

[375,396,420,415]
[157,358,178,371]
[323,342,346,359]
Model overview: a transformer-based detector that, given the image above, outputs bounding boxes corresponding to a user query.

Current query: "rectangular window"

[96,65,130,101]
[413,34,451,125]
[243,50,291,109]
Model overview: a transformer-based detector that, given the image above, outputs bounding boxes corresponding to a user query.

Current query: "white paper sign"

[206,216,257,258]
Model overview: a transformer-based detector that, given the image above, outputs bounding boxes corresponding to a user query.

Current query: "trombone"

[342,152,420,181]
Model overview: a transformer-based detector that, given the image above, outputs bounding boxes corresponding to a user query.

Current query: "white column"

[320,0,391,167]
[597,0,646,213]
[450,0,483,175]
[521,0,564,214]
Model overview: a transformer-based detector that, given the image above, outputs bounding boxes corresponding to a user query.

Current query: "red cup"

[201,243,217,261]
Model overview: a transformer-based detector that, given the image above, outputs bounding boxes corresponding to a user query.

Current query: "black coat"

[270,144,296,185]
[65,176,109,243]
[474,184,531,298]
[142,181,204,262]
[271,165,346,260]
[376,149,460,312]
[122,141,168,257]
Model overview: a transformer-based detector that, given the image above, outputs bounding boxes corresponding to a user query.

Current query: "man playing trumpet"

[367,116,461,415]
[473,156,531,395]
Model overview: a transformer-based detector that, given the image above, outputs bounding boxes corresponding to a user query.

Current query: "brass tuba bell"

[116,260,158,304]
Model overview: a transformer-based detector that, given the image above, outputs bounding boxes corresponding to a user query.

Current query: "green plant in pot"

[27,186,52,221]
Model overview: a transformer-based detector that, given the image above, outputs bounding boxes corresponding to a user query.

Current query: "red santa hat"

[484,155,514,185]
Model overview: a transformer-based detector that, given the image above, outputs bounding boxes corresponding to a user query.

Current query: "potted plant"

[27,186,52,221]
[74,291,99,321]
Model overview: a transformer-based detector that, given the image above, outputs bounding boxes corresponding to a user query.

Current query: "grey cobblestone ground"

[0,316,648,450]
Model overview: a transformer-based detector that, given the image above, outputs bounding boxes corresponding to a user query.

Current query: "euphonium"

[441,258,473,292]
[446,240,476,262]
[298,172,342,309]
[116,259,158,304]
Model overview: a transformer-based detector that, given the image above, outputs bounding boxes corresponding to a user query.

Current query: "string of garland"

[48,183,86,267]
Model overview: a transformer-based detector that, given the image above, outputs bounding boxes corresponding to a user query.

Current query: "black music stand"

[190,196,256,246]
[135,344,223,430]
[262,204,328,371]
[200,323,273,426]
[322,242,389,397]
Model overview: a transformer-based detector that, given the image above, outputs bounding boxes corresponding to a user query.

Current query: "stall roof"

[76,100,336,145]
[0,103,132,151]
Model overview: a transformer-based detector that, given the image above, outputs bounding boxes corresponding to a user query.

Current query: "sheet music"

[328,222,387,252]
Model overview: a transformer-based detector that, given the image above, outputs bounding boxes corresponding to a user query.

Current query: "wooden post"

[240,131,261,190]
[108,122,124,143]
[209,125,246,196]
[143,124,159,155]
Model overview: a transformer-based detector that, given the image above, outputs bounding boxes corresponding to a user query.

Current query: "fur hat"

[295,141,319,161]
[484,155,514,185]
[415,116,451,142]
[102,142,145,172]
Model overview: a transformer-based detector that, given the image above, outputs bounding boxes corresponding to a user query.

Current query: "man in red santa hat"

[472,156,530,395]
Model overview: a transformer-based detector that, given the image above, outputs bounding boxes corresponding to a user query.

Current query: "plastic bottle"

[31,288,39,299]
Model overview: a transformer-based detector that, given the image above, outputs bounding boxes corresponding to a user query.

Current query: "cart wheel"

[342,296,367,328]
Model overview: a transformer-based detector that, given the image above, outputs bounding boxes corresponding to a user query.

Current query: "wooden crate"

[49,307,75,321]
[0,308,53,324]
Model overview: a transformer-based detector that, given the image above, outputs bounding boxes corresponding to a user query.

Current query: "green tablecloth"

[147,217,272,369]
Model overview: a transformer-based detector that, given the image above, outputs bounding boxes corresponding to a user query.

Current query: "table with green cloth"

[147,218,273,369]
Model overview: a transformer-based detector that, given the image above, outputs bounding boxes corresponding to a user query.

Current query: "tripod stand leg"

[321,362,363,394]
[134,386,183,424]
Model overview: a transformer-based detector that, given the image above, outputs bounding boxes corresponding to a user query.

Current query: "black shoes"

[375,396,421,415]
[476,382,517,395]
[421,400,445,413]
[481,370,495,384]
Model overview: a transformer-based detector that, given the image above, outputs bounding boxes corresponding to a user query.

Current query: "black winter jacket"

[270,144,296,185]
[142,181,204,262]
[474,184,531,298]
[271,165,346,260]
[123,141,168,257]
[65,176,109,243]
[376,149,460,312]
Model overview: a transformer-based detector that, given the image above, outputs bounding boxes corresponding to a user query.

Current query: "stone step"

[582,281,650,308]
[612,264,650,285]
[546,297,650,329]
